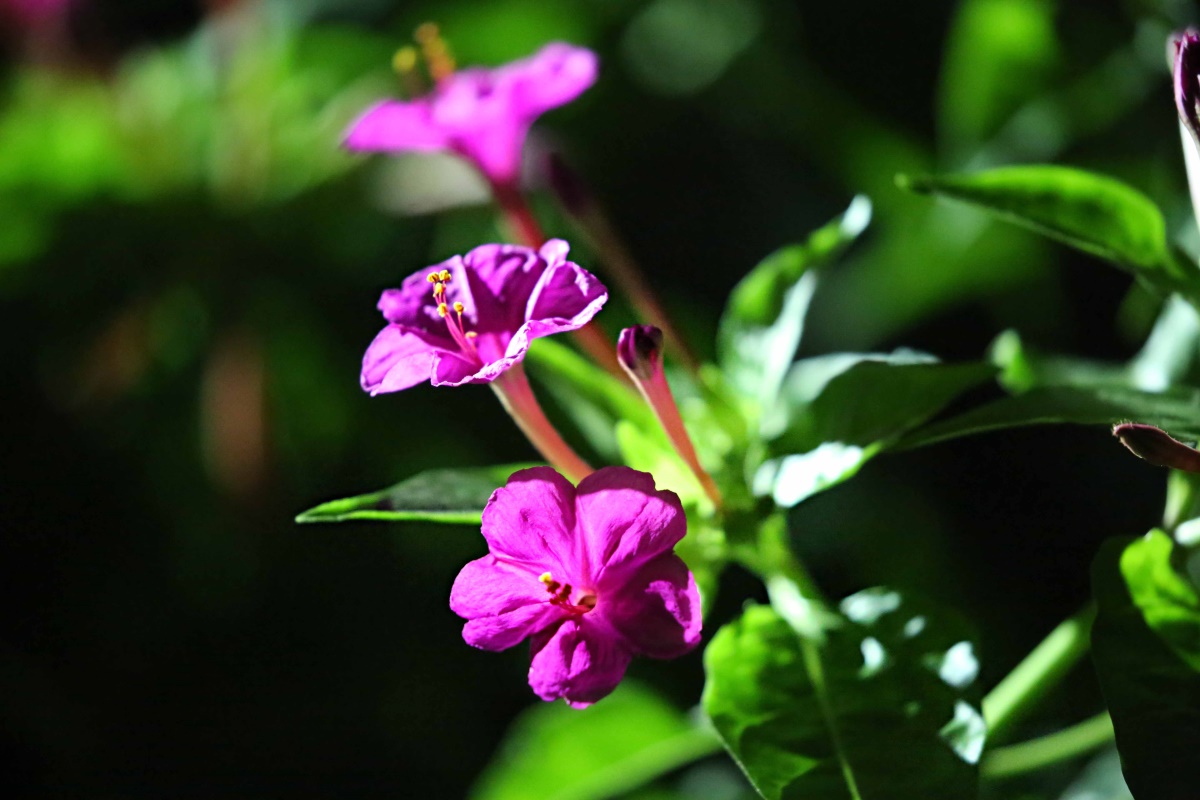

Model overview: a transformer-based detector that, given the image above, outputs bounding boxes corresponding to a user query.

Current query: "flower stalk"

[981,604,1096,743]
[547,154,698,372]
[492,363,593,484]
[618,326,722,510]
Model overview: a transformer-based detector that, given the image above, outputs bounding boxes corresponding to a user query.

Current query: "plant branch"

[982,604,1096,742]
[981,712,1114,780]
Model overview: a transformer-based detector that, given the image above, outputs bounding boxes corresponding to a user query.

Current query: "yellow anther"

[392,46,418,74]
[539,572,554,585]
[437,302,449,318]
[433,282,445,296]
[413,23,456,83]
[439,269,451,281]
[453,301,464,314]
[465,331,477,339]
[426,272,438,283]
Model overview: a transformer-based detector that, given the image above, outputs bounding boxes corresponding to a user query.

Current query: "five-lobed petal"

[449,466,702,707]
[343,42,598,185]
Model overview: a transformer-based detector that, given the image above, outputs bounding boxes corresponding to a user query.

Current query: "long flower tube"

[491,365,592,484]
[617,325,722,510]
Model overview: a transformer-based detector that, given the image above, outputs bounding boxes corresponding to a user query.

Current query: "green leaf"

[897,166,1200,297]
[718,197,872,408]
[768,352,995,454]
[295,464,534,525]
[895,385,1200,451]
[938,0,1059,148]
[471,682,721,800]
[703,589,984,800]
[526,337,661,460]
[1090,533,1200,799]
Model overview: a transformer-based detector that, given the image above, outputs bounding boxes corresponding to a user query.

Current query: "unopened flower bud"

[617,325,663,381]
[1174,30,1200,143]
[1113,422,1200,472]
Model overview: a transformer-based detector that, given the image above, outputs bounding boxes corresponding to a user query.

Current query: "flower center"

[426,269,480,361]
[539,572,596,615]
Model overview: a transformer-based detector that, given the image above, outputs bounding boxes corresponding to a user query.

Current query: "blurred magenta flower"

[1,0,70,23]
[342,42,598,187]
[361,239,606,393]
[451,466,702,707]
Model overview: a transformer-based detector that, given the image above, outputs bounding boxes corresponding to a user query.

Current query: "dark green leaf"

[897,166,1200,297]
[768,352,995,454]
[718,197,871,407]
[1091,533,1200,799]
[295,464,535,525]
[703,589,984,800]
[472,682,720,800]
[896,386,1200,451]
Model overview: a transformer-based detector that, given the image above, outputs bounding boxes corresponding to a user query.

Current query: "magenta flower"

[343,42,598,187]
[1,0,72,26]
[361,239,607,393]
[450,466,702,707]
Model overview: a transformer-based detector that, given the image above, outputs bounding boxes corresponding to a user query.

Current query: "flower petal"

[360,325,439,394]
[523,261,608,334]
[527,617,632,708]
[597,553,701,659]
[342,100,449,152]
[451,555,561,651]
[480,467,583,578]
[378,254,466,331]
[462,243,546,332]
[574,467,688,588]
[506,44,599,119]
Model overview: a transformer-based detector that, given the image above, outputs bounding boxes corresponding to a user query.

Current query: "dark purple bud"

[1173,29,1200,142]
[1113,423,1200,472]
[617,325,663,381]
[544,151,593,217]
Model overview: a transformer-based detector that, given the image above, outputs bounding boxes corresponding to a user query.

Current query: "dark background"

[0,0,1186,796]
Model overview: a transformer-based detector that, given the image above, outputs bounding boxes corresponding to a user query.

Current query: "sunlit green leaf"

[1091,533,1200,799]
[896,386,1200,450]
[898,166,1200,298]
[768,352,994,454]
[718,197,871,409]
[472,682,720,800]
[703,590,984,800]
[295,464,534,525]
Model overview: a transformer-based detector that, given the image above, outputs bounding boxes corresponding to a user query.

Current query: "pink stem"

[491,364,593,484]
[637,372,723,511]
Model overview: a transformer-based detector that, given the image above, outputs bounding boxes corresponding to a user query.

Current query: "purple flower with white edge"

[450,466,702,707]
[361,239,607,393]
[343,42,598,187]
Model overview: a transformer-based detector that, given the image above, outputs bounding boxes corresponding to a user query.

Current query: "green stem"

[981,712,1114,780]
[982,604,1096,742]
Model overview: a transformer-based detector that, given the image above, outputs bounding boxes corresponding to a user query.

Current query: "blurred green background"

[1,0,1192,796]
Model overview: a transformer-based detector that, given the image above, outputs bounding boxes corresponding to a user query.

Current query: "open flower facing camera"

[451,466,701,707]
